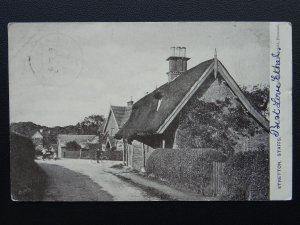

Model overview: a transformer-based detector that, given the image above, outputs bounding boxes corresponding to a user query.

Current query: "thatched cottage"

[57,134,97,159]
[115,47,269,171]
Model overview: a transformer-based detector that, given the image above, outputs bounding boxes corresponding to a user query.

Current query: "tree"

[176,84,269,154]
[65,141,81,151]
[241,84,269,118]
[75,115,105,135]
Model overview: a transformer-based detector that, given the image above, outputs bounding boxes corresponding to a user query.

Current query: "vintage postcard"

[9,22,292,201]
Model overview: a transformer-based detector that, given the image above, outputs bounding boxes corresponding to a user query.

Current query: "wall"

[127,140,156,171]
[61,147,80,158]
[60,148,91,159]
[116,139,124,151]
[105,111,119,136]
[32,137,43,147]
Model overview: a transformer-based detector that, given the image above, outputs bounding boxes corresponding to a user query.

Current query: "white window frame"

[156,98,162,111]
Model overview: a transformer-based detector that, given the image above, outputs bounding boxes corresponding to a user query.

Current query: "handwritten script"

[270,44,281,138]
[270,24,283,190]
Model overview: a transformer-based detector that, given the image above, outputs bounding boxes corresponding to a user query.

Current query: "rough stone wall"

[61,148,80,158]
[145,144,156,162]
[130,141,144,170]
[127,140,156,171]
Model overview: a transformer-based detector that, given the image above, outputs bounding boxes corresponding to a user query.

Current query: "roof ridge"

[116,58,269,140]
[116,58,214,139]
[57,134,96,136]
[111,105,127,108]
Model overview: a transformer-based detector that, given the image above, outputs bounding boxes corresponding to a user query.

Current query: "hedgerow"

[145,148,227,195]
[10,132,48,201]
[103,149,123,161]
[221,150,269,200]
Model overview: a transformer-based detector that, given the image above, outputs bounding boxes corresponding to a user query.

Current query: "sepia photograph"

[8,22,291,201]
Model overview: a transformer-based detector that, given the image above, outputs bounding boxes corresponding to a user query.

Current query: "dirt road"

[37,159,161,201]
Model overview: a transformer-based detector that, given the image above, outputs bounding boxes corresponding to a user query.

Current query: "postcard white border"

[269,22,292,200]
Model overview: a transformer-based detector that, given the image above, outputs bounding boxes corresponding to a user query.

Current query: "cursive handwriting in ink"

[270,44,281,137]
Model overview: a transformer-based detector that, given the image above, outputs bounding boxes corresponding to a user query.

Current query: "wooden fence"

[212,161,225,196]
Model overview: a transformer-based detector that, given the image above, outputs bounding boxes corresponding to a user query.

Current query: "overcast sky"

[9,22,269,127]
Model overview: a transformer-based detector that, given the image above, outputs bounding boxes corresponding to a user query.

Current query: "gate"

[212,161,225,196]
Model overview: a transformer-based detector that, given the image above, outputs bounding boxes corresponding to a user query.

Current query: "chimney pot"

[182,47,186,57]
[176,47,180,56]
[127,96,134,106]
[170,47,175,56]
[166,46,190,82]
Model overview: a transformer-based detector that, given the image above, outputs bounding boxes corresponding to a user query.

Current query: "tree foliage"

[75,115,105,135]
[241,84,269,118]
[176,84,269,154]
[221,150,269,200]
[65,141,81,151]
[10,114,106,148]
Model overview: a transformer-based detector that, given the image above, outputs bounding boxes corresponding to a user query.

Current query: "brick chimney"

[127,96,134,107]
[166,46,190,82]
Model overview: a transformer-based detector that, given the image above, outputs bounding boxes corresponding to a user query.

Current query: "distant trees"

[10,114,106,148]
[75,115,105,135]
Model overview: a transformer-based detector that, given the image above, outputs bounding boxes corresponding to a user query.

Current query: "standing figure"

[96,148,101,163]
[42,148,47,161]
[53,152,57,160]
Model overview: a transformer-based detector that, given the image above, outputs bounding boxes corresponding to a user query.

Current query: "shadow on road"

[38,162,113,201]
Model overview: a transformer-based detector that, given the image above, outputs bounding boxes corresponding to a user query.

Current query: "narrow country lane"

[37,159,161,201]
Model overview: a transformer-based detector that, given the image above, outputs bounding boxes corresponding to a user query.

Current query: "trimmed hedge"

[221,150,269,200]
[145,148,227,195]
[10,132,48,201]
[102,149,122,161]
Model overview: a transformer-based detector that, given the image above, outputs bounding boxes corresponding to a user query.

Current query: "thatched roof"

[88,135,100,144]
[111,106,132,128]
[115,59,214,139]
[103,105,132,132]
[116,58,269,140]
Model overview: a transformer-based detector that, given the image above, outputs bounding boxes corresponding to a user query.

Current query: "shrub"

[10,132,48,201]
[145,148,227,195]
[221,150,269,200]
[103,149,122,161]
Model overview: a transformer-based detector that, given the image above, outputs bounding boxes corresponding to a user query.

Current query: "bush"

[10,132,48,201]
[221,150,269,200]
[65,141,81,151]
[145,148,227,195]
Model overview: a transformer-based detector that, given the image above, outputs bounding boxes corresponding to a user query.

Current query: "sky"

[9,22,270,127]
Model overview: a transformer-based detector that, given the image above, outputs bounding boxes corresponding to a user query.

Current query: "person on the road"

[53,152,57,160]
[96,148,101,163]
[42,148,47,161]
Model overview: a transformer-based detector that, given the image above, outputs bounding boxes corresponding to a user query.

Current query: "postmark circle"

[29,33,83,86]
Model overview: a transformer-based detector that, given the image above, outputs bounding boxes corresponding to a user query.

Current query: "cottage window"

[111,128,114,136]
[156,99,162,111]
